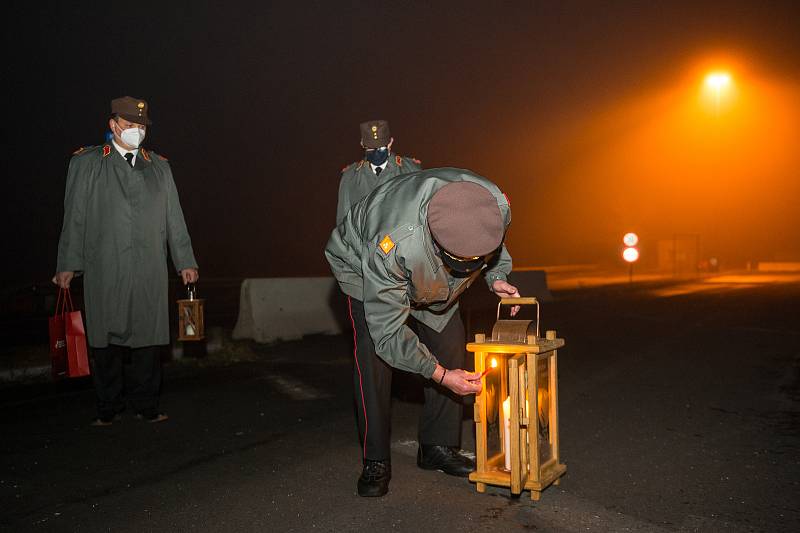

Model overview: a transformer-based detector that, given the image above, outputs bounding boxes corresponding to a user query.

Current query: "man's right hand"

[52,271,74,289]
[435,366,482,396]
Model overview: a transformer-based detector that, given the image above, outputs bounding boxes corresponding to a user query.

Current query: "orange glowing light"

[623,232,639,247]
[478,357,500,379]
[622,247,639,263]
[703,71,733,113]
[705,72,731,91]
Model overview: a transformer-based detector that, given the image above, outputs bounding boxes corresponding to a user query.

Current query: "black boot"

[357,459,391,497]
[417,445,474,477]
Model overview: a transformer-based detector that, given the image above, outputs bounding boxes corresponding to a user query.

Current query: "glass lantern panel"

[483,354,503,465]
[536,355,553,465]
[181,303,198,337]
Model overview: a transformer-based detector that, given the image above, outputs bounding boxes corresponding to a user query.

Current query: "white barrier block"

[232,277,346,343]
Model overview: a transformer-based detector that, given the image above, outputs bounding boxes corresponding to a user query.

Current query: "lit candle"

[502,396,511,470]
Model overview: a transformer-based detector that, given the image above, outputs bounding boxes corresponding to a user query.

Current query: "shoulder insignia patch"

[379,235,395,255]
[395,155,402,166]
[102,145,111,157]
[140,148,151,161]
[72,146,87,155]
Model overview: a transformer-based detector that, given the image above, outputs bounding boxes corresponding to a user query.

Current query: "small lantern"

[468,297,566,500]
[177,283,204,341]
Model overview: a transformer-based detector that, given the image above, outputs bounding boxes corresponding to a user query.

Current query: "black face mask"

[438,244,502,276]
[365,147,389,166]
[440,253,486,276]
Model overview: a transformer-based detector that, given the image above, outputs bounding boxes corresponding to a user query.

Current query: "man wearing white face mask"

[53,96,199,426]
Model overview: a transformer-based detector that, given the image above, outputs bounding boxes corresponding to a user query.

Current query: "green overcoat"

[56,144,198,348]
[335,154,422,225]
[325,168,512,378]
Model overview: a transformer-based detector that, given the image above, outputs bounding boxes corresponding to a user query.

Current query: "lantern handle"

[496,297,539,339]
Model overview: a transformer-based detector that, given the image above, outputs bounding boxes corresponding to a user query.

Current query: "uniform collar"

[107,140,152,170]
[370,160,389,174]
[111,139,139,158]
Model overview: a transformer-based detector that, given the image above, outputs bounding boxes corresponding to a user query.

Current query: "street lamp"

[705,71,732,114]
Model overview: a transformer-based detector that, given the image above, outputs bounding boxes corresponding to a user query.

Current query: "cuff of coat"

[175,264,198,273]
[56,264,83,273]
[485,271,508,289]
[420,356,439,379]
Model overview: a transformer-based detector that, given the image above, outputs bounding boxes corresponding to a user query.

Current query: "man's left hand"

[491,279,521,316]
[180,268,199,285]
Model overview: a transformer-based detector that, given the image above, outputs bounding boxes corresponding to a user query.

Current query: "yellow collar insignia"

[379,235,395,255]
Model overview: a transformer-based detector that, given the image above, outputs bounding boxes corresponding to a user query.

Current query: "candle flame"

[490,358,498,368]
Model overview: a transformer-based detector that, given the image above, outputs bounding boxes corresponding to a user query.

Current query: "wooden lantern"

[467,297,566,500]
[177,284,204,341]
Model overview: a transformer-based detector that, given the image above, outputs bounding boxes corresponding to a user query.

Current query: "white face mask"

[119,126,145,148]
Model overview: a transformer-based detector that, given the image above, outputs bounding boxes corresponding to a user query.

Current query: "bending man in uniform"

[326,167,519,497]
[53,96,198,426]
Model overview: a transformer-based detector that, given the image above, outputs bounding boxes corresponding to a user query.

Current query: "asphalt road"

[1,278,798,532]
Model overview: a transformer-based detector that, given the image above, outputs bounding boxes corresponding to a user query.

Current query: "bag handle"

[56,287,75,315]
[64,288,74,312]
[55,287,64,315]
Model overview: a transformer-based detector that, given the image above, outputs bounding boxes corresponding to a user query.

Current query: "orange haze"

[505,56,800,269]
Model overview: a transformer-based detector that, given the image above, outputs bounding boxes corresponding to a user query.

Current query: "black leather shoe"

[357,460,391,497]
[417,445,474,477]
[135,411,169,423]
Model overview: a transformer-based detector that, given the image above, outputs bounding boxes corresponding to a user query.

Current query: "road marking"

[257,374,331,401]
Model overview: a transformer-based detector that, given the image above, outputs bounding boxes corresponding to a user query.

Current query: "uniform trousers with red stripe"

[348,297,466,461]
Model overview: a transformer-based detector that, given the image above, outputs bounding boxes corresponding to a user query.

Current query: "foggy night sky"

[3,1,799,285]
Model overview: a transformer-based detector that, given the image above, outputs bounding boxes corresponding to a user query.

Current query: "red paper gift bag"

[49,289,90,378]
[48,290,68,378]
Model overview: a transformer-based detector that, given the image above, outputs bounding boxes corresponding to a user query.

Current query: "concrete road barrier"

[233,271,551,344]
[232,277,348,343]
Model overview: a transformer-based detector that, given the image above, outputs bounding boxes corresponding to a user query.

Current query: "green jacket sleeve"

[335,169,352,226]
[56,156,90,273]
[362,246,439,378]
[484,244,512,288]
[482,191,512,289]
[162,162,198,272]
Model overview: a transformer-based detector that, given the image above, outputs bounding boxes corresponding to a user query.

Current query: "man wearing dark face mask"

[53,96,199,426]
[326,168,520,497]
[335,120,422,225]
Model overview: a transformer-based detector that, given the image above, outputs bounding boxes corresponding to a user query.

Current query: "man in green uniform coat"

[53,96,199,426]
[335,120,422,225]
[326,168,520,496]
